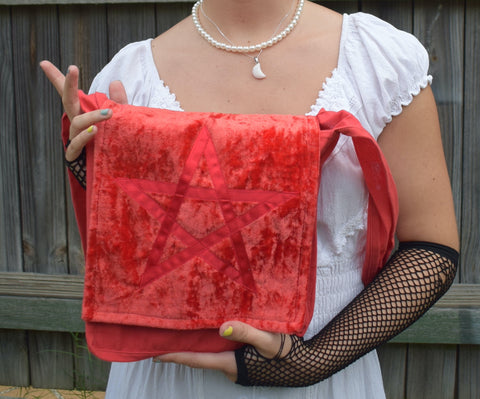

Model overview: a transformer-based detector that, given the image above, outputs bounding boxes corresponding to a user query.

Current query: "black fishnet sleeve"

[235,241,458,387]
[65,139,86,189]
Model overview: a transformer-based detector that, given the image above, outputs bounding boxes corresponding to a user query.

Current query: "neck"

[200,0,296,41]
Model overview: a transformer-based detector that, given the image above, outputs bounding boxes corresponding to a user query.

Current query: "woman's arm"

[156,85,459,387]
[378,85,459,250]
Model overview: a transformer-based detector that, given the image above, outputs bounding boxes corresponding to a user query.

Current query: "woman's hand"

[153,321,291,382]
[39,60,128,161]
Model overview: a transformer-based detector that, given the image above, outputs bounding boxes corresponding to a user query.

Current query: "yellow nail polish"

[222,326,233,337]
[87,125,94,133]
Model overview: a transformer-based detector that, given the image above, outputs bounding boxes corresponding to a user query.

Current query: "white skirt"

[105,350,385,399]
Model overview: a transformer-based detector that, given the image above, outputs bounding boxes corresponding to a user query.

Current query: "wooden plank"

[0,7,30,386]
[72,333,110,391]
[58,4,109,123]
[0,273,479,343]
[458,345,480,399]
[10,4,75,390]
[58,4,108,274]
[0,274,84,332]
[0,330,29,387]
[413,0,464,267]
[377,344,407,399]
[27,331,74,389]
[391,307,480,344]
[0,272,84,298]
[316,1,359,14]
[0,6,23,272]
[0,296,84,332]
[11,5,68,274]
[461,0,480,284]
[457,2,480,396]
[3,272,478,305]
[362,0,412,31]
[107,3,156,58]
[155,2,192,35]
[406,344,457,399]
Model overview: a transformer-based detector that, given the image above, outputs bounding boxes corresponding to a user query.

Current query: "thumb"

[219,321,281,358]
[109,80,128,104]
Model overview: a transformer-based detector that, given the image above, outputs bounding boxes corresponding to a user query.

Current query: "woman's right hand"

[39,61,127,161]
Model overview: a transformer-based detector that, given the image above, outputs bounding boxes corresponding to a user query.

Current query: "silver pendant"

[252,57,266,79]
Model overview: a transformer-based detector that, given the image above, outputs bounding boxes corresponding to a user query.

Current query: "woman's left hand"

[153,321,289,382]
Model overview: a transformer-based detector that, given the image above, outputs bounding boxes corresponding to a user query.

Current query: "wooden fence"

[0,0,479,398]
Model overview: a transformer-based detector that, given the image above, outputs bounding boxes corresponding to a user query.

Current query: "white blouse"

[90,12,432,399]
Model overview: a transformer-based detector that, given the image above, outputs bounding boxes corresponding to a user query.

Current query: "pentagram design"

[115,125,298,291]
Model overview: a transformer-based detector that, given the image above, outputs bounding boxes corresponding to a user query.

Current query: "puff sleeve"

[89,40,157,106]
[342,13,432,139]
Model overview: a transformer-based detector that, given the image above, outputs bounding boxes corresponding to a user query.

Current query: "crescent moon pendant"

[252,61,266,79]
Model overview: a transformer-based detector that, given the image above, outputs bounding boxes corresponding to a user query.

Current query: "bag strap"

[317,110,399,285]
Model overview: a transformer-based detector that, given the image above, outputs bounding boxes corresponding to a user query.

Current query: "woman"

[41,0,459,397]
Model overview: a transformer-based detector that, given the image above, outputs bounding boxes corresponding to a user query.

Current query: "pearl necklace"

[192,0,304,79]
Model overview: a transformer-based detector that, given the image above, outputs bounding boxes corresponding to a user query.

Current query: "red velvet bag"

[63,92,398,362]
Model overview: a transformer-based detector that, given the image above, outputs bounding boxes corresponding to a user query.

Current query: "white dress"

[89,12,432,399]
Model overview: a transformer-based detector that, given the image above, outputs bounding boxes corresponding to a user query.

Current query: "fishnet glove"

[235,241,458,387]
[65,139,86,189]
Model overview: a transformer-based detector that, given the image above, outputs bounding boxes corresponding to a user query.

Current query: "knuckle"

[69,116,83,134]
[236,326,250,341]
[65,139,84,161]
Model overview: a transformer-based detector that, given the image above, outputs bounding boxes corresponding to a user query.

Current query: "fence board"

[2,273,478,342]
[0,330,29,387]
[414,0,464,255]
[11,5,67,274]
[155,2,192,35]
[462,0,480,284]
[458,345,480,399]
[362,0,412,31]
[11,5,74,389]
[0,7,24,366]
[457,2,480,397]
[409,2,464,395]
[107,3,156,59]
[319,1,359,14]
[377,344,406,399]
[27,331,74,390]
[72,334,111,391]
[406,344,457,399]
[58,4,109,274]
[0,6,22,272]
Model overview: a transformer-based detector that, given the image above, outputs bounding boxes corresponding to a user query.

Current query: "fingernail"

[152,357,162,363]
[100,109,110,116]
[87,125,94,133]
[66,67,70,75]
[222,326,233,337]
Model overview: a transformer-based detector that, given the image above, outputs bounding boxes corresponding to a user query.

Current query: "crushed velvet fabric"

[63,91,398,362]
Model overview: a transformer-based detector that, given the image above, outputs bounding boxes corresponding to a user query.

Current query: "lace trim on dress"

[150,81,183,111]
[308,69,352,116]
[384,74,433,125]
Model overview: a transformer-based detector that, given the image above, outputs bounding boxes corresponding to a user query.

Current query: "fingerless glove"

[235,241,458,387]
[65,140,87,189]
